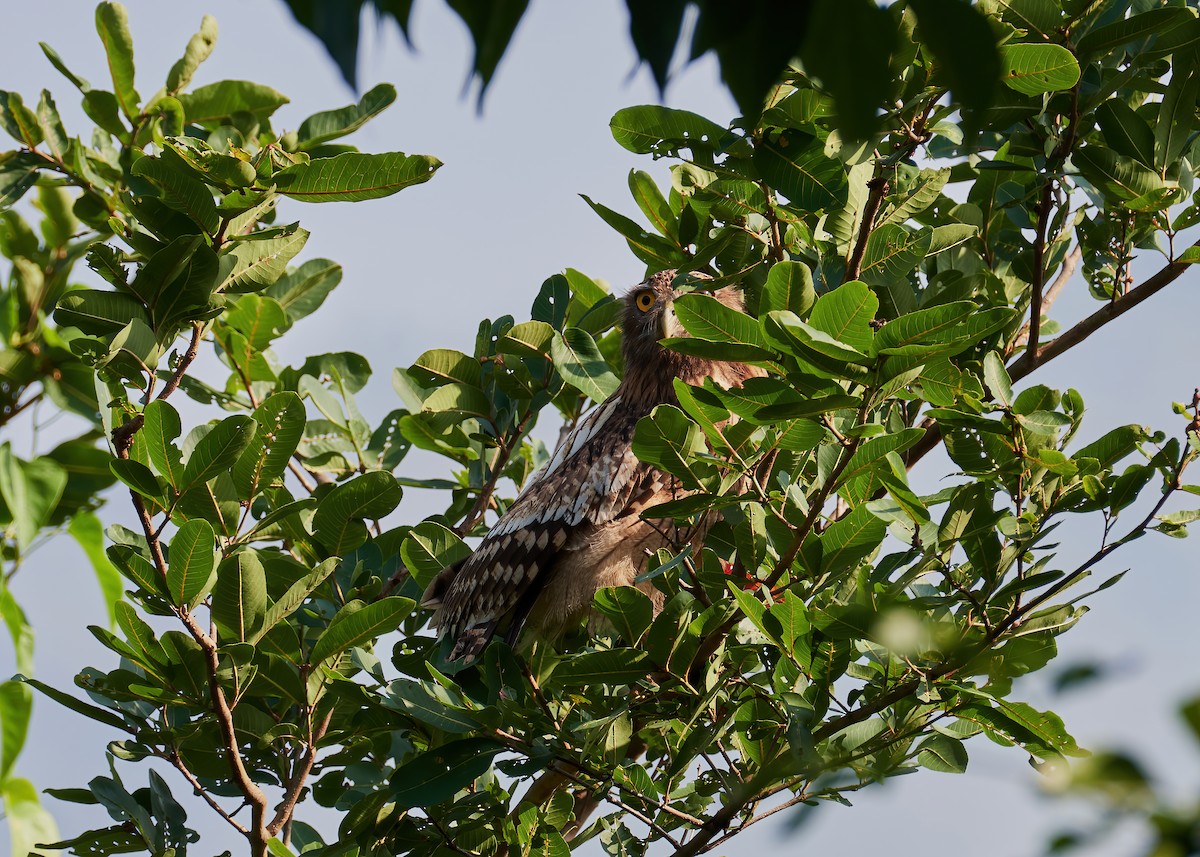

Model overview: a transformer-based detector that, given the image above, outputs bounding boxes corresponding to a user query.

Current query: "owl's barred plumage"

[421,270,765,662]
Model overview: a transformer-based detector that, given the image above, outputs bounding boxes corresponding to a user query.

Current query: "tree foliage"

[1,2,1200,857]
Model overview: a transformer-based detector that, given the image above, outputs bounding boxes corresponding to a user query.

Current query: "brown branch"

[758,181,785,264]
[267,706,333,836]
[844,176,890,283]
[905,242,1199,472]
[1011,243,1198,379]
[163,749,250,836]
[156,322,204,402]
[705,792,810,851]
[117,436,271,854]
[1024,181,1056,368]
[1008,245,1081,357]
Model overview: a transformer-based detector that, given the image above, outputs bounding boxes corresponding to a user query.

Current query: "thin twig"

[905,240,1199,472]
[1008,245,1081,357]
[156,322,204,402]
[267,707,333,835]
[163,749,250,835]
[1024,180,1056,368]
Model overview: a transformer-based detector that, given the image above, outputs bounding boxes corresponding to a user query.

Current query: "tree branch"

[1008,244,1080,357]
[844,176,889,283]
[267,706,333,836]
[1024,180,1056,368]
[905,243,1199,472]
[156,322,204,402]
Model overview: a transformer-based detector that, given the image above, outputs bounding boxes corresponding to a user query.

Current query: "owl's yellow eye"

[635,290,656,312]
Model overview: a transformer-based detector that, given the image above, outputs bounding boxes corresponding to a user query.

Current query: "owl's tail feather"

[448,620,498,664]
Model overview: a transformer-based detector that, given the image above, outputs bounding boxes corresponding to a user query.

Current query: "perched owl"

[421,270,765,662]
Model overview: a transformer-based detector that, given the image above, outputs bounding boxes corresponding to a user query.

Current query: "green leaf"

[1155,67,1200,170]
[38,42,91,92]
[401,522,471,591]
[1001,44,1080,95]
[445,0,527,101]
[131,149,219,234]
[580,194,685,266]
[1075,7,1196,56]
[232,393,306,501]
[1097,99,1155,168]
[422,383,492,418]
[166,519,217,608]
[275,152,441,202]
[251,558,336,644]
[389,737,502,808]
[632,405,711,489]
[19,675,128,731]
[551,328,619,402]
[385,679,485,733]
[54,290,151,336]
[673,292,768,349]
[762,260,816,317]
[143,401,184,489]
[0,445,67,552]
[859,224,932,288]
[609,105,727,157]
[498,320,555,359]
[166,14,217,94]
[36,90,69,161]
[917,734,969,773]
[3,777,61,857]
[0,151,42,208]
[298,83,396,148]
[874,301,976,353]
[0,680,31,782]
[763,312,870,368]
[68,512,123,627]
[109,458,163,501]
[178,79,288,125]
[628,169,676,241]
[312,471,402,555]
[265,258,342,322]
[810,280,878,352]
[181,415,256,491]
[983,352,1014,408]
[411,349,482,387]
[310,596,416,668]
[926,224,978,256]
[593,586,655,645]
[211,551,268,643]
[1073,146,1164,202]
[219,225,310,293]
[754,130,848,211]
[95,2,139,118]
[554,649,653,686]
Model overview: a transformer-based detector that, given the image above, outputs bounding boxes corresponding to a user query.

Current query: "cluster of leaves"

[1042,692,1200,857]
[280,0,1012,138]
[2,2,1200,857]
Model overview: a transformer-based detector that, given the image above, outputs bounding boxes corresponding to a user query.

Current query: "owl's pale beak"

[660,298,676,340]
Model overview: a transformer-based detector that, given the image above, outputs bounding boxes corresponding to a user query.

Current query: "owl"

[420,270,765,662]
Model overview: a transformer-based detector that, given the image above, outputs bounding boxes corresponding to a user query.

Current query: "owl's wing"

[421,394,658,661]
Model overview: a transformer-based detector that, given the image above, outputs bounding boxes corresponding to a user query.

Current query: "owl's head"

[619,270,755,399]
[622,269,747,348]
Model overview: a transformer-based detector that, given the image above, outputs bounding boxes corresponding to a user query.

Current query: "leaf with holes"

[181,415,256,492]
[231,393,305,500]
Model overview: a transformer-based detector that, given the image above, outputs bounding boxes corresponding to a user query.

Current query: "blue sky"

[1,1,1198,854]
